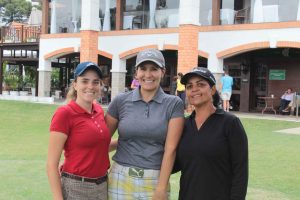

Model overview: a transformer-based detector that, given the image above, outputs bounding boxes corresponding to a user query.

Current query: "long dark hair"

[213,90,221,108]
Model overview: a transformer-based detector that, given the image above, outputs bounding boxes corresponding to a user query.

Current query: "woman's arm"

[130,82,134,89]
[46,132,67,200]
[105,113,119,151]
[228,118,248,200]
[130,80,136,89]
[153,117,184,200]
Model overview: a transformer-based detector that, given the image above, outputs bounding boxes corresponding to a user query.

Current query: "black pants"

[279,99,291,113]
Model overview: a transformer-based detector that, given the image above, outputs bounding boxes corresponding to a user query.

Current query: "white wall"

[199,27,300,56]
[99,33,178,55]
[39,37,81,70]
[98,32,178,70]
[198,27,300,72]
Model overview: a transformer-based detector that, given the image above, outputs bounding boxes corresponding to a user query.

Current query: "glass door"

[124,0,149,29]
[228,64,241,111]
[253,63,268,109]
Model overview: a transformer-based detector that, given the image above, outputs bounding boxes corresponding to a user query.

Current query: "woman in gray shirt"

[105,49,184,200]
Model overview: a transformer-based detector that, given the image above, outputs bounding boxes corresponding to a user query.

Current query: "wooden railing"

[0,25,41,43]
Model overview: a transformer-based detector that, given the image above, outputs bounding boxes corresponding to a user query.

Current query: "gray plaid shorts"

[61,176,107,200]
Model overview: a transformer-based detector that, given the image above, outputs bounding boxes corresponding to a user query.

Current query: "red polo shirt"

[50,100,111,178]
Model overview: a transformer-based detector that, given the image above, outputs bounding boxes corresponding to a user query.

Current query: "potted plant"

[24,75,36,96]
[19,78,29,96]
[3,71,20,96]
[26,36,37,42]
[3,74,12,95]
[4,36,13,43]
[9,74,20,96]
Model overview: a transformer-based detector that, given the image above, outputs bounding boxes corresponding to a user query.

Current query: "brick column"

[80,30,98,63]
[41,0,49,34]
[178,25,199,74]
[116,0,123,30]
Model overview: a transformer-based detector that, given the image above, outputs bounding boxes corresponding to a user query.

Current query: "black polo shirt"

[174,109,248,200]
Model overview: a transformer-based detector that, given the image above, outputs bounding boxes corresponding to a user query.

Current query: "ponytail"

[66,80,77,103]
[213,90,221,108]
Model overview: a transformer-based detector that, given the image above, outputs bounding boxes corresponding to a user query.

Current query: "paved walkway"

[54,99,300,134]
[54,98,300,122]
[275,127,300,135]
[233,112,300,123]
[233,112,300,135]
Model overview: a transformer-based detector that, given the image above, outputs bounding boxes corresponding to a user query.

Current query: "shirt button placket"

[92,115,103,134]
[145,104,150,118]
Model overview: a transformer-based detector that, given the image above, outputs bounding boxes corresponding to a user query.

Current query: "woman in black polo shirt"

[173,67,248,200]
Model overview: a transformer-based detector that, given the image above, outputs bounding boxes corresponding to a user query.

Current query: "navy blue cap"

[181,67,216,86]
[74,61,103,79]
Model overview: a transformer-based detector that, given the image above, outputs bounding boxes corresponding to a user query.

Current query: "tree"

[0,0,32,24]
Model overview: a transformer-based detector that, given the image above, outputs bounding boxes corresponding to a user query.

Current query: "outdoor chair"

[234,7,250,24]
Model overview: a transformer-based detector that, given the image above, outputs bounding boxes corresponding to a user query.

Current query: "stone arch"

[96,50,113,59]
[119,44,209,60]
[198,50,209,58]
[44,47,76,59]
[276,41,300,48]
[119,45,159,59]
[217,42,270,59]
[163,44,178,51]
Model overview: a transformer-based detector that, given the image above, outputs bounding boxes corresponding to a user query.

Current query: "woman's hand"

[152,189,168,200]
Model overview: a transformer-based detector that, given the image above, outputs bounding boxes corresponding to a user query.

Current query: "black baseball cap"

[181,67,216,86]
[74,61,103,79]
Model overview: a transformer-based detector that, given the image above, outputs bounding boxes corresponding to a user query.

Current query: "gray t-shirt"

[107,87,184,169]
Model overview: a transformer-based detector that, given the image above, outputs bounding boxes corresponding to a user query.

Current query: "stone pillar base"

[38,70,51,97]
[111,71,126,100]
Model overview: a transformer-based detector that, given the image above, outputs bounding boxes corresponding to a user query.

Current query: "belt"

[112,162,160,178]
[61,172,107,185]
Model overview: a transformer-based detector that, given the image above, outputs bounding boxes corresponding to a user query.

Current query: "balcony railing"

[0,25,41,44]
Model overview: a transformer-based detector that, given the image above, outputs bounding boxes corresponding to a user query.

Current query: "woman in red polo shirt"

[47,62,111,200]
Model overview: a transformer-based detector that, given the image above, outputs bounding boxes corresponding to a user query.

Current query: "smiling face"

[136,62,165,94]
[73,69,101,105]
[185,75,216,107]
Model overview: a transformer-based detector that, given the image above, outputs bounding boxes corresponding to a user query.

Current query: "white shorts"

[221,92,232,101]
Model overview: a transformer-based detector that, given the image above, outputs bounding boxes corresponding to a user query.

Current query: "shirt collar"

[189,107,224,119]
[132,87,165,103]
[69,100,100,114]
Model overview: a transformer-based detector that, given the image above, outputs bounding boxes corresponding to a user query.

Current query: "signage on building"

[269,69,286,80]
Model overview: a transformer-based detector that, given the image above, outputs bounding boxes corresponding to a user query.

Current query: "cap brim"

[77,65,103,79]
[135,59,164,68]
[180,72,197,85]
[181,71,215,86]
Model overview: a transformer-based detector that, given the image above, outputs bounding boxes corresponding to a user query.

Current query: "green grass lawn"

[0,100,300,200]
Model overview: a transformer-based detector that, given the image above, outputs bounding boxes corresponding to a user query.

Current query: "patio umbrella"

[28,7,42,25]
[103,0,111,31]
[50,0,57,33]
[253,0,263,23]
[149,0,157,28]
[297,0,300,20]
[72,0,79,32]
[22,65,26,82]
